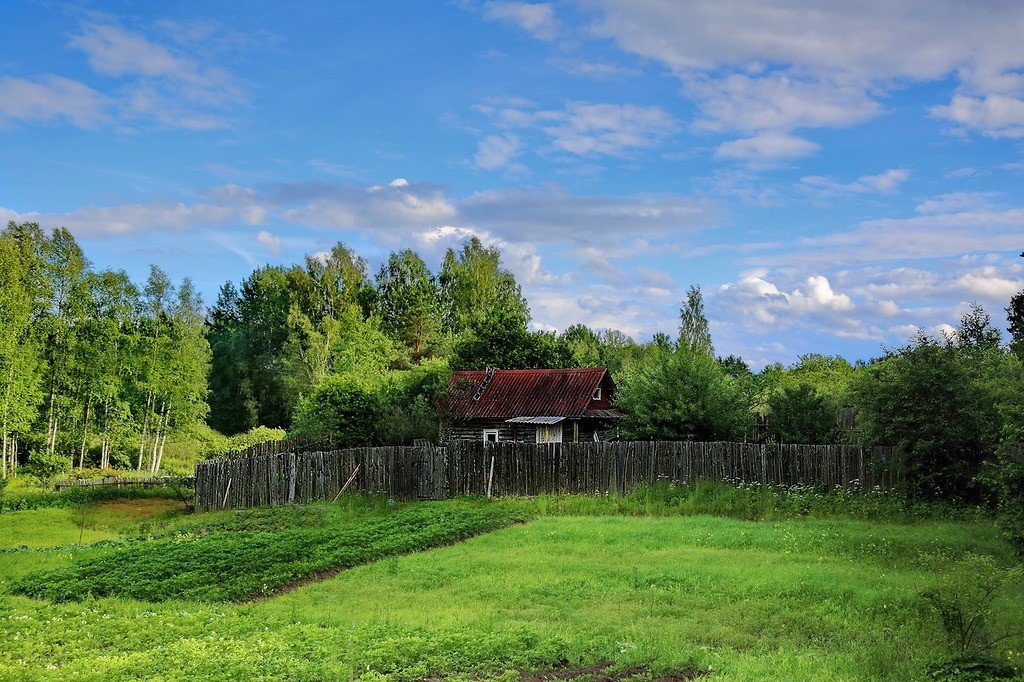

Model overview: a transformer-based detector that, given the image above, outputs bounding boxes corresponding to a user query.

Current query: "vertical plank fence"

[194,441,906,512]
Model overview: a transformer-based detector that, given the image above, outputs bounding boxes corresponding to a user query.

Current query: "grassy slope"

[0,495,1021,680]
[0,499,185,548]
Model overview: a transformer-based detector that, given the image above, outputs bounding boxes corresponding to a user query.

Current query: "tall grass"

[508,480,990,523]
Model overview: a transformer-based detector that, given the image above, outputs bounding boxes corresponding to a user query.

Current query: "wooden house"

[440,367,624,444]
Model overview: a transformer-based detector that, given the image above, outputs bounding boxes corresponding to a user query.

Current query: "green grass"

[0,489,1022,680]
[12,503,527,602]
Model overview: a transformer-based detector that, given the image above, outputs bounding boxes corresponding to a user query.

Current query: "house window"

[536,424,563,444]
[483,429,499,444]
[592,387,602,400]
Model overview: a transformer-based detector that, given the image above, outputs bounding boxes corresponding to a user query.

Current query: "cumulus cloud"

[930,94,1024,138]
[256,230,283,253]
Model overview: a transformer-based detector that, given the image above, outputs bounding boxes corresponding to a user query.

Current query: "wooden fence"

[54,475,194,492]
[194,441,905,513]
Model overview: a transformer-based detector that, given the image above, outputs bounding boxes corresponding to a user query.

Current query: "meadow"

[0,485,1022,680]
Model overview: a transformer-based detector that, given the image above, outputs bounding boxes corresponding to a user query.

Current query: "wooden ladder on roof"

[472,367,497,402]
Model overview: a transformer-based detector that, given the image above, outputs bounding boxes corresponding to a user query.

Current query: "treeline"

[3,219,1023,529]
[1,222,209,480]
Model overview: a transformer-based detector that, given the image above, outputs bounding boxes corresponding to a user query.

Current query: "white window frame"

[592,387,602,401]
[536,424,563,444]
[483,429,500,444]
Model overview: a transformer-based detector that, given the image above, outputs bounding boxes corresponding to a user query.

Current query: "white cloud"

[2,198,265,237]
[2,20,247,131]
[583,2,1024,148]
[474,133,521,170]
[477,99,676,158]
[256,230,283,253]
[0,76,111,128]
[930,94,1024,138]
[483,2,560,41]
[914,191,995,214]
[559,59,638,80]
[716,132,819,161]
[691,73,880,134]
[717,273,869,337]
[799,168,910,195]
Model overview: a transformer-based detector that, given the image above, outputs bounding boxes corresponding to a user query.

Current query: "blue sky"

[2,1,1023,367]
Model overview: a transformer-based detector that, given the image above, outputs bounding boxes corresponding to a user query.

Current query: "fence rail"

[194,441,905,513]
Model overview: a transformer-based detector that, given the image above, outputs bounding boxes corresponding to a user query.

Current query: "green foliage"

[228,425,287,452]
[767,383,841,444]
[13,505,525,602]
[376,249,442,359]
[0,483,182,513]
[920,554,1023,678]
[851,331,1023,499]
[377,361,452,444]
[439,236,529,335]
[451,307,574,370]
[291,374,386,445]
[677,285,713,356]
[1009,287,1024,361]
[617,346,751,440]
[25,450,70,486]
[925,654,1016,681]
[985,455,1024,555]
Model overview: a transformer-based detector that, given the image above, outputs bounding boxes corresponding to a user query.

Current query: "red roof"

[443,367,623,420]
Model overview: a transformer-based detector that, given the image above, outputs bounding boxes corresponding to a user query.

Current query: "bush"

[766,383,842,444]
[920,554,1023,671]
[985,455,1024,555]
[25,450,70,487]
[228,425,287,452]
[0,484,184,513]
[291,374,385,446]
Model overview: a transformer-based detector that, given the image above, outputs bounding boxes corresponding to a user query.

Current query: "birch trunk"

[78,399,91,470]
[137,391,153,471]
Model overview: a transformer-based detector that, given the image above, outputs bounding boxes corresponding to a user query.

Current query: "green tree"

[375,249,441,359]
[617,346,751,441]
[678,285,713,357]
[0,232,43,476]
[1009,288,1024,361]
[451,307,573,370]
[561,324,602,366]
[439,236,528,335]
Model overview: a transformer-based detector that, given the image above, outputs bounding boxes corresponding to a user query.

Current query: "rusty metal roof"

[444,367,623,420]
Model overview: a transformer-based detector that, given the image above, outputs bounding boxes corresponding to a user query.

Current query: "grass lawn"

[0,491,1021,680]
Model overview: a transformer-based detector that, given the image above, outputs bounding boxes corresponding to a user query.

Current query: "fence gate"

[415,446,435,499]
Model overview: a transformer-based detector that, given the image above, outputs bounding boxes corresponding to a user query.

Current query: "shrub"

[984,455,1024,555]
[228,425,287,452]
[25,450,70,487]
[920,554,1022,673]
[291,374,385,446]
